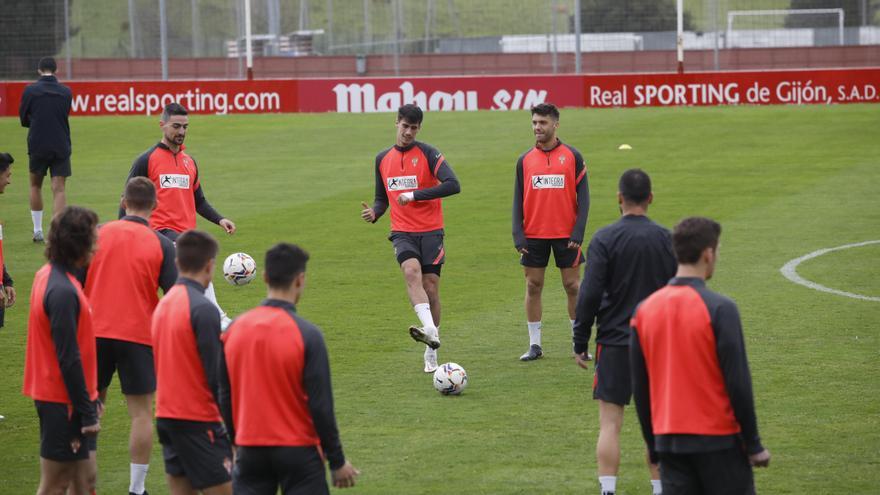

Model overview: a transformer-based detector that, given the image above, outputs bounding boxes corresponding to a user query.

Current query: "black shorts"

[234,446,329,495]
[35,400,97,462]
[659,447,755,495]
[592,344,631,406]
[29,152,72,178]
[157,229,180,242]
[157,418,233,489]
[520,238,585,268]
[390,231,445,276]
[97,337,156,395]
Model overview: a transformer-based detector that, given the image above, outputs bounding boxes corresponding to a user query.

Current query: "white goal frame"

[727,9,845,47]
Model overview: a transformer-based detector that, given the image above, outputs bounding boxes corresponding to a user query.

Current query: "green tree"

[0,0,71,79]
[579,0,694,33]
[785,0,875,27]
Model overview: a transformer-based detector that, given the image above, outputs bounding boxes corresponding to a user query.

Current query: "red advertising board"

[1,68,877,117]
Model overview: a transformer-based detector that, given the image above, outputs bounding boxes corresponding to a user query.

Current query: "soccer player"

[124,102,235,328]
[0,152,17,327]
[219,243,359,493]
[22,206,101,495]
[513,102,589,361]
[18,57,73,242]
[0,152,15,423]
[84,177,177,495]
[572,169,675,495]
[152,230,233,495]
[630,217,771,494]
[360,104,461,372]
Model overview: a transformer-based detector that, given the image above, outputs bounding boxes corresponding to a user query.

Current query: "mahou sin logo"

[332,81,547,113]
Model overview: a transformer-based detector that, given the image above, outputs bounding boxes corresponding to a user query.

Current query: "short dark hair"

[397,104,423,125]
[619,168,652,204]
[162,102,188,121]
[265,243,310,290]
[124,177,156,211]
[46,206,98,267]
[0,152,14,172]
[531,103,560,120]
[176,230,218,273]
[672,217,722,264]
[38,57,57,73]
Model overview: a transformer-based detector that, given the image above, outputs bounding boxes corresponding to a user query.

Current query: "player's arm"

[217,341,235,443]
[156,234,178,294]
[45,283,98,428]
[712,299,765,457]
[512,157,527,251]
[629,324,658,464]
[300,322,346,470]
[191,302,223,408]
[365,153,389,222]
[411,148,461,201]
[2,265,15,308]
[570,150,590,246]
[120,153,150,219]
[18,87,31,128]
[572,236,607,355]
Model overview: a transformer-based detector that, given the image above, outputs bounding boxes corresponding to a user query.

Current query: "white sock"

[130,463,149,494]
[31,210,43,234]
[599,476,617,494]
[204,282,228,319]
[413,303,437,332]
[527,321,542,347]
[651,479,662,495]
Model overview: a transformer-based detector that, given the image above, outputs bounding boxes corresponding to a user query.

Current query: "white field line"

[780,240,880,302]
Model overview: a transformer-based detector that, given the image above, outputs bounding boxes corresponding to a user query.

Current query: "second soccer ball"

[223,252,257,286]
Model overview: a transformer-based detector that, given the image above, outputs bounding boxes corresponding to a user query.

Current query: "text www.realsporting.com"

[70,88,281,115]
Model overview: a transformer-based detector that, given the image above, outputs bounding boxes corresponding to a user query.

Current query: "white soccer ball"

[223,252,257,286]
[433,362,468,395]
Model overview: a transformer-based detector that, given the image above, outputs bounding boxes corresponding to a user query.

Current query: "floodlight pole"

[676,0,684,74]
[159,0,168,80]
[574,0,582,74]
[245,0,254,80]
[64,0,72,78]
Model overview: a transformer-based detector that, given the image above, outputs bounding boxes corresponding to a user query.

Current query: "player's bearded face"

[161,115,189,146]
[532,116,558,144]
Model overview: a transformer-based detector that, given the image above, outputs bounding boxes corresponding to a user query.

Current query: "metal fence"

[1,0,878,80]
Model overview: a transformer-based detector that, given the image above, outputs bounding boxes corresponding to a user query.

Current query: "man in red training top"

[124,102,235,329]
[85,177,176,495]
[630,217,771,494]
[360,104,461,373]
[23,206,101,495]
[220,243,359,493]
[513,103,589,361]
[152,230,232,495]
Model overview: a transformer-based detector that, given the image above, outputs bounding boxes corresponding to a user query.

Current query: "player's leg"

[70,449,97,495]
[421,272,441,373]
[401,258,439,349]
[552,239,586,349]
[597,400,624,494]
[126,393,154,494]
[520,238,551,360]
[276,447,330,495]
[233,446,279,495]
[114,338,157,495]
[50,176,67,215]
[646,450,662,495]
[37,458,77,495]
[48,156,71,215]
[657,452,700,495]
[167,475,199,495]
[203,282,232,330]
[165,420,233,495]
[29,170,46,241]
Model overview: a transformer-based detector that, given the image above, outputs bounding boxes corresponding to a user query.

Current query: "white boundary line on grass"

[780,240,880,302]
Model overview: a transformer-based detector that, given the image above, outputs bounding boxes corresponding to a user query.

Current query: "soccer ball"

[433,362,468,395]
[223,252,257,286]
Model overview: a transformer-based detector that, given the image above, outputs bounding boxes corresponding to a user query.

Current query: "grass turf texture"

[0,104,878,494]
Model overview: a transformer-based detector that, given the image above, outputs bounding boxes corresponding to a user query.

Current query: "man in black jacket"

[19,57,73,243]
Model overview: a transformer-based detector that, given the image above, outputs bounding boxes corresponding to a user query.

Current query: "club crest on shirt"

[387,175,418,191]
[559,155,566,164]
[159,174,191,189]
[412,157,418,167]
[531,174,565,189]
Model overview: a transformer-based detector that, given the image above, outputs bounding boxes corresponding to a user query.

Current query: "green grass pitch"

[0,104,878,494]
